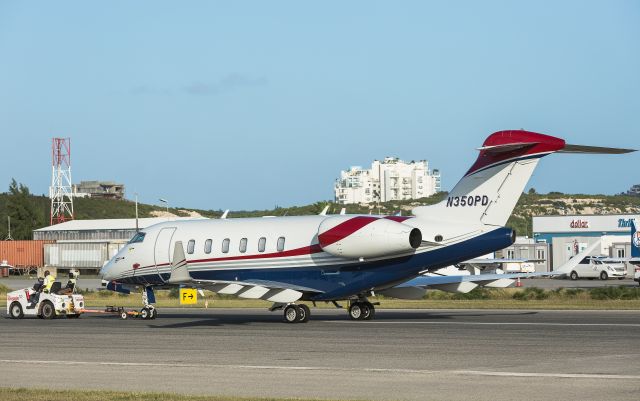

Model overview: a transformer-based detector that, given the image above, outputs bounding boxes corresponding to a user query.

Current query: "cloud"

[183,74,268,96]
[131,74,267,97]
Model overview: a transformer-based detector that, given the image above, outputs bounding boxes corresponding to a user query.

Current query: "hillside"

[1,185,639,240]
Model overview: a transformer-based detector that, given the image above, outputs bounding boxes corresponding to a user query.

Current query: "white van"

[569,256,626,280]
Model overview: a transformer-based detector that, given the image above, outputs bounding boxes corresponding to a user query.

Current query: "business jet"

[100,130,634,322]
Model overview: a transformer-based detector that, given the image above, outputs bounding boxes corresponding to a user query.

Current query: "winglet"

[319,205,329,216]
[340,208,346,215]
[167,241,192,283]
[632,219,640,258]
[220,210,229,219]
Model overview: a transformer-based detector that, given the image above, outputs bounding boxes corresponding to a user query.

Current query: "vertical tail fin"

[632,220,640,258]
[413,130,565,225]
[412,130,634,227]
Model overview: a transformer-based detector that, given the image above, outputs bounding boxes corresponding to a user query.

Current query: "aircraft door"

[154,227,176,282]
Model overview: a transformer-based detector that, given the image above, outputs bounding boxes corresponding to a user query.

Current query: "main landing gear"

[272,303,310,323]
[348,300,376,320]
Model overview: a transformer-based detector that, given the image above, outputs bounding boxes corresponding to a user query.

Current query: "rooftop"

[34,217,201,232]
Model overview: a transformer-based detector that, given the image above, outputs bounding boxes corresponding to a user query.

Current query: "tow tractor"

[6,281,85,319]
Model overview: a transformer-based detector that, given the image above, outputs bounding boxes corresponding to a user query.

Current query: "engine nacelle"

[317,216,421,259]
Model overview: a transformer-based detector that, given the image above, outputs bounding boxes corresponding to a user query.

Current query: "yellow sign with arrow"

[180,288,197,305]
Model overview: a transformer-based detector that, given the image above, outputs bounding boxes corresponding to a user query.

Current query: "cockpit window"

[129,232,146,244]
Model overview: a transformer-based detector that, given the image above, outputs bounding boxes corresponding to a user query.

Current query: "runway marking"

[1,359,638,380]
[322,321,640,327]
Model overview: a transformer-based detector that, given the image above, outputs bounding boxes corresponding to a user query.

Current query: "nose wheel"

[140,306,157,320]
[139,287,157,320]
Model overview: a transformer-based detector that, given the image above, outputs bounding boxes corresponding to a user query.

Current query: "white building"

[334,157,441,204]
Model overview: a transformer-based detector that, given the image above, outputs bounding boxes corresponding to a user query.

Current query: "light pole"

[159,198,169,217]
[135,193,139,232]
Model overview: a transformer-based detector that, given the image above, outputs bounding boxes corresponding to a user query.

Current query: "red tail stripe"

[465,130,565,176]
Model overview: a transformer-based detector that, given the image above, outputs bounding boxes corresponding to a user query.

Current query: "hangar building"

[32,217,194,274]
[532,214,639,274]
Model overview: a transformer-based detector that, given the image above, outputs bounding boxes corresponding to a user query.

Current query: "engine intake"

[318,216,421,259]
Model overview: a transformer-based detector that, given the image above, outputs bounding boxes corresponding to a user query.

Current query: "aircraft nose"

[100,260,115,281]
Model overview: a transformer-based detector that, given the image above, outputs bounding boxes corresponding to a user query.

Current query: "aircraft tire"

[150,308,157,319]
[9,302,23,319]
[284,304,300,323]
[140,307,151,320]
[298,304,310,323]
[348,303,364,320]
[363,302,375,320]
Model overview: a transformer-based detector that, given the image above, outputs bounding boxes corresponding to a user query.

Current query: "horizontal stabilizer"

[560,144,636,154]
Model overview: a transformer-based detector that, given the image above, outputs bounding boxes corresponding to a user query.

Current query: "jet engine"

[317,216,421,259]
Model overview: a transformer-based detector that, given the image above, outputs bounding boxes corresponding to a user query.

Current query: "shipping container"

[44,242,110,270]
[0,240,51,269]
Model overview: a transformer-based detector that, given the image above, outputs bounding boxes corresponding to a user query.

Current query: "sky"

[0,1,638,210]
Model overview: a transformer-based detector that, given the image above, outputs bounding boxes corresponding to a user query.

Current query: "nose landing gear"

[140,286,157,320]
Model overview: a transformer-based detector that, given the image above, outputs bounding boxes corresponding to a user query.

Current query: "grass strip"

[0,388,359,401]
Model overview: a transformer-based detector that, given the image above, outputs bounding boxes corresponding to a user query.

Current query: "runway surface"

[1,308,640,400]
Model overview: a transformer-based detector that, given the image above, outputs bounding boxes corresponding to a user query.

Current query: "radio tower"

[49,138,74,225]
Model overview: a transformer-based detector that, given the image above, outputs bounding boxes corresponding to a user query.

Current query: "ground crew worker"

[59,269,78,295]
[42,270,55,293]
[27,271,50,308]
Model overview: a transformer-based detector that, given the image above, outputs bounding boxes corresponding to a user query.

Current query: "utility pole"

[5,216,13,240]
[159,198,169,218]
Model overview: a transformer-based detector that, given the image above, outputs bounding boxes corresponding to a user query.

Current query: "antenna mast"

[49,137,74,225]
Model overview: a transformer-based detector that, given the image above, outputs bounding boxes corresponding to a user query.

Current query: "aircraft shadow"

[142,309,539,328]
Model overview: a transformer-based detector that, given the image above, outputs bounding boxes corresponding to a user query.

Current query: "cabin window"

[258,237,266,252]
[204,239,212,254]
[239,238,248,253]
[222,238,230,253]
[187,240,195,254]
[277,236,285,252]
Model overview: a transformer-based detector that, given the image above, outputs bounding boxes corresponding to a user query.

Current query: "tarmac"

[1,308,639,400]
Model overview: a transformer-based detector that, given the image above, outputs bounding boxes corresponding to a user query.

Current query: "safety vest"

[43,275,55,292]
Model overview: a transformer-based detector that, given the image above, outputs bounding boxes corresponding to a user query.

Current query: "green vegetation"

[0,179,48,240]
[0,388,352,401]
